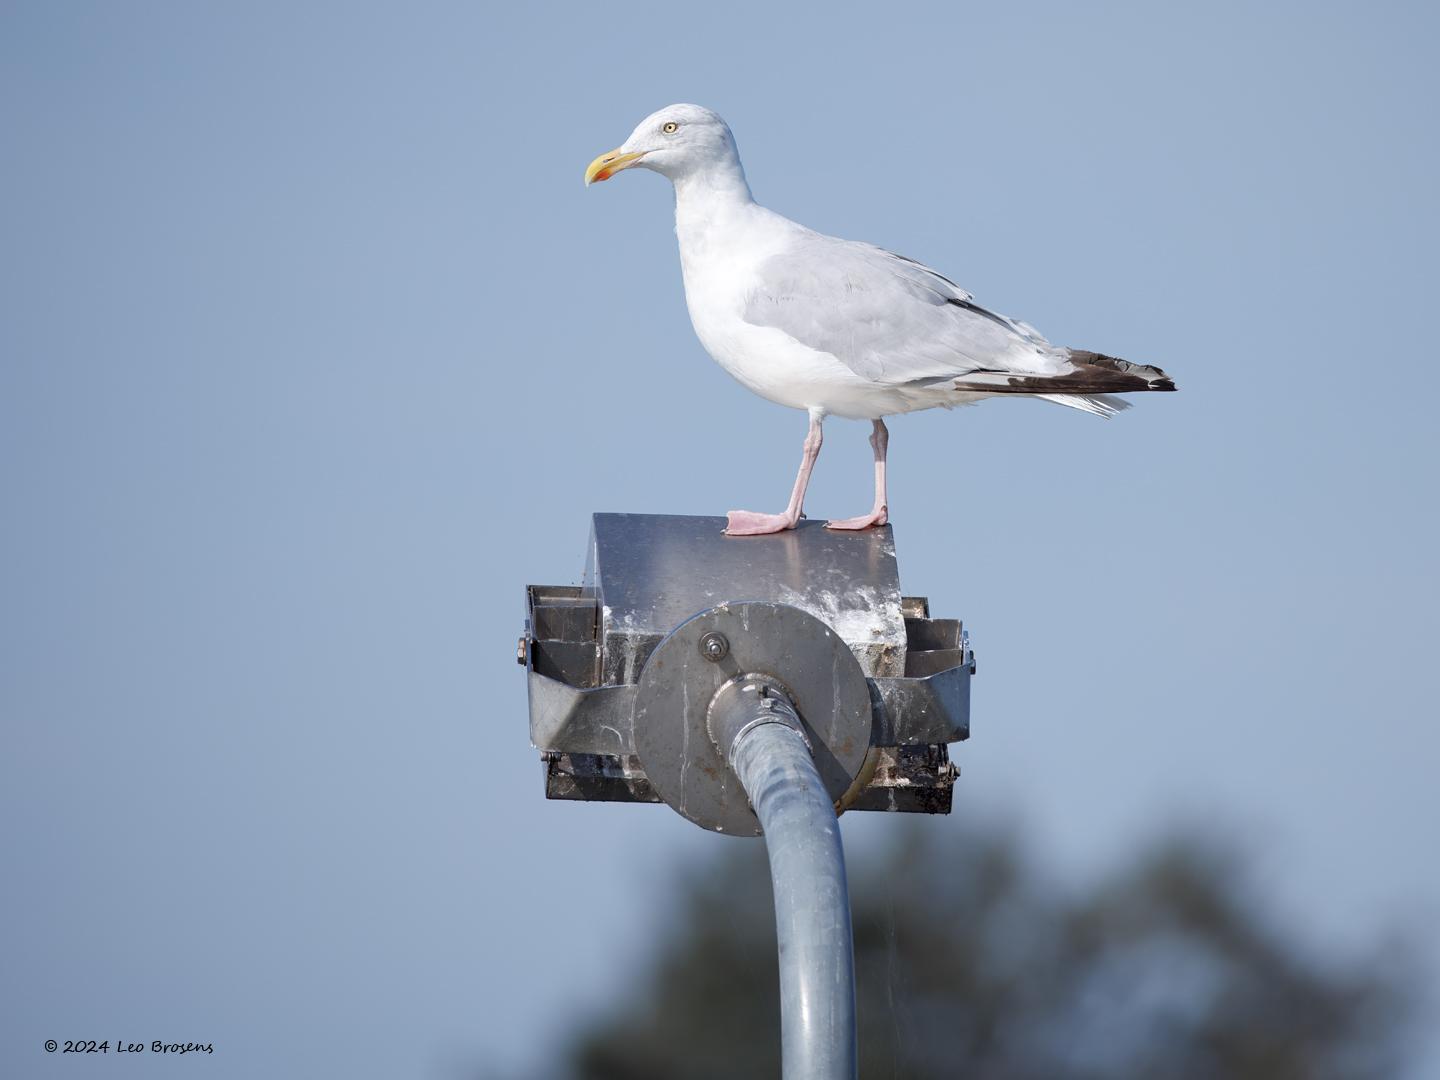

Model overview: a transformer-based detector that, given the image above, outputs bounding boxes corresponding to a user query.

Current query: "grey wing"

[740,234,1064,385]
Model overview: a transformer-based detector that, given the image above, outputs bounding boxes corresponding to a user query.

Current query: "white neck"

[672,158,756,251]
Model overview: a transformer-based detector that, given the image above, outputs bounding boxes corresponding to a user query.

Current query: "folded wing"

[741,233,1174,399]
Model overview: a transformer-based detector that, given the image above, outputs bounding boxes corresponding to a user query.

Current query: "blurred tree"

[561,820,1415,1080]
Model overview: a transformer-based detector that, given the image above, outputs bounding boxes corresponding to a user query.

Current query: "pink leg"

[725,412,824,536]
[826,419,889,531]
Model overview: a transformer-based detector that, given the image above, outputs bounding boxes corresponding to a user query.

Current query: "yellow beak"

[585,148,647,186]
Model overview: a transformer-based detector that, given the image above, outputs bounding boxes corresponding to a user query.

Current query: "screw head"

[699,631,729,662]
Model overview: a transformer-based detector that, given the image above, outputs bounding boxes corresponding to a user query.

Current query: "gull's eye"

[662,121,679,134]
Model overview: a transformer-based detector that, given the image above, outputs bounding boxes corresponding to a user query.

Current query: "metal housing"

[522,513,974,819]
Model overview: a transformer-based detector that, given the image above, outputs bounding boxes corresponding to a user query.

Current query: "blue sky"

[3,1,1437,1075]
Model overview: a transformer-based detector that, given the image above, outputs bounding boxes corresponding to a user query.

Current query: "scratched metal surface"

[585,513,907,681]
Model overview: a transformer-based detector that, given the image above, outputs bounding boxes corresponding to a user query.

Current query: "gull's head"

[585,104,741,187]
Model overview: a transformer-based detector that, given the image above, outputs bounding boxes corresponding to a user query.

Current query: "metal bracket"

[631,602,872,836]
[521,513,975,822]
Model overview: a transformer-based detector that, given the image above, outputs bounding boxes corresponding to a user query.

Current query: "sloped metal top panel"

[585,513,906,680]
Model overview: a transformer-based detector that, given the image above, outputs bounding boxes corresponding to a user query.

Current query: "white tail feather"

[1037,393,1132,419]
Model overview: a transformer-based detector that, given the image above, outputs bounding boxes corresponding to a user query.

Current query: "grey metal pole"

[726,706,859,1080]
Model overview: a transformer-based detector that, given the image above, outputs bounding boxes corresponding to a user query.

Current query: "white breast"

[676,204,909,418]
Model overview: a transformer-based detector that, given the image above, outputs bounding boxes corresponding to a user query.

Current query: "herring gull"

[586,104,1176,535]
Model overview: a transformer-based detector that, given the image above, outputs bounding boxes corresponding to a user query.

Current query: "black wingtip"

[1068,350,1177,393]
